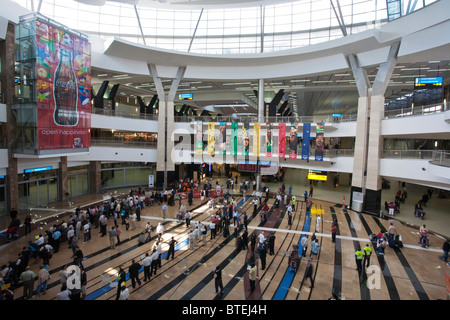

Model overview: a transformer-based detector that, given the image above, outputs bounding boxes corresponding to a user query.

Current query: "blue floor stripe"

[272,210,311,300]
[86,196,248,300]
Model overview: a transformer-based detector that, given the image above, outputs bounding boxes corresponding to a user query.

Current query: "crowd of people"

[1,176,449,301]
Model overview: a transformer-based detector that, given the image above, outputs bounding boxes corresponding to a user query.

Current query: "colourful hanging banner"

[219,122,227,155]
[231,122,238,156]
[253,123,260,157]
[242,122,250,157]
[207,122,215,156]
[195,121,203,155]
[301,123,311,160]
[278,123,286,159]
[266,123,273,157]
[289,122,299,159]
[315,122,324,161]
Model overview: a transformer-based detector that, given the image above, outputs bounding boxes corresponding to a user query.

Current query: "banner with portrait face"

[301,123,311,161]
[231,122,238,156]
[219,122,227,155]
[266,123,273,157]
[195,121,203,155]
[207,122,215,156]
[315,123,324,161]
[289,122,298,159]
[278,123,286,159]
[242,122,250,157]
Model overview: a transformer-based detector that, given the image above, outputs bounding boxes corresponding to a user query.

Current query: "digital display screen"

[414,77,443,88]
[238,160,257,173]
[179,93,193,100]
[307,170,327,181]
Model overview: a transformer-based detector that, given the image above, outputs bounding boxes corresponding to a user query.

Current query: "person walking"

[115,267,126,300]
[201,224,207,246]
[301,236,308,257]
[128,259,141,288]
[156,223,164,241]
[258,242,267,270]
[331,220,338,243]
[150,248,159,276]
[36,265,51,297]
[20,266,36,300]
[213,266,224,295]
[303,258,314,288]
[355,249,364,273]
[185,211,191,228]
[162,202,168,219]
[310,239,320,260]
[363,244,372,268]
[116,226,122,246]
[166,236,178,260]
[108,226,117,250]
[248,262,257,293]
[439,239,449,263]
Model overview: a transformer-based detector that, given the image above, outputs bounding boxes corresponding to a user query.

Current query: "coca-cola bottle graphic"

[53,48,78,126]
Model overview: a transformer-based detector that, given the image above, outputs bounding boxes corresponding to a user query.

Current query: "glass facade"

[11,0,438,55]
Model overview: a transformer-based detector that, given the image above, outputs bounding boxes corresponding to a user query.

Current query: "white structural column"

[258,78,265,123]
[348,41,400,213]
[148,63,167,187]
[256,78,265,191]
[148,64,185,188]
[366,42,400,191]
[166,66,186,173]
[347,54,370,190]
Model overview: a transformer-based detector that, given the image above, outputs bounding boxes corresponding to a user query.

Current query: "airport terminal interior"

[0,0,449,303]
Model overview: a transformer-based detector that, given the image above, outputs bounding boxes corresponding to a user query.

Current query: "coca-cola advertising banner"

[35,19,91,150]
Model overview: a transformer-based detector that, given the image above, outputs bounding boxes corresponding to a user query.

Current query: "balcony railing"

[173,114,357,123]
[431,151,450,168]
[384,103,447,119]
[91,107,158,120]
[91,137,157,148]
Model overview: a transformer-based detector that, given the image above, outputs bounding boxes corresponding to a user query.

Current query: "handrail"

[384,103,446,119]
[431,150,450,167]
[91,137,157,148]
[90,101,446,123]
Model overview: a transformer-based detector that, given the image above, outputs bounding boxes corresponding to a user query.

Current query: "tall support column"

[89,161,101,194]
[256,78,265,191]
[59,156,68,201]
[148,64,167,188]
[364,42,400,212]
[149,64,185,189]
[258,79,264,122]
[1,22,18,212]
[348,42,400,214]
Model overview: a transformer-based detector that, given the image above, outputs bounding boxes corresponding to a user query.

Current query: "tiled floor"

[1,176,448,301]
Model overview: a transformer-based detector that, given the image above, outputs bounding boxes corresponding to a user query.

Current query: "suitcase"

[387,236,398,248]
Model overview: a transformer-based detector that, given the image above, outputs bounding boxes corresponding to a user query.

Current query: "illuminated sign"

[179,93,193,100]
[24,166,53,173]
[238,160,257,173]
[307,170,327,181]
[414,77,443,88]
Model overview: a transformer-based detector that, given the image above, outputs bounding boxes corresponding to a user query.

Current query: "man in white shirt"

[258,231,266,244]
[156,223,164,241]
[141,253,153,281]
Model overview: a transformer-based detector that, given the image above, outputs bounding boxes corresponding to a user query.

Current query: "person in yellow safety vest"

[363,244,372,268]
[355,249,364,273]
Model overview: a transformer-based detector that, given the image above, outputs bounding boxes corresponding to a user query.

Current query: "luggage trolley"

[288,245,301,273]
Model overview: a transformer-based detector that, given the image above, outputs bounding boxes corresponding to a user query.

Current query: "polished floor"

[0,175,449,301]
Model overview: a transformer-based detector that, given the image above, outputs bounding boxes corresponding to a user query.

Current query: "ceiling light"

[113,74,129,77]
